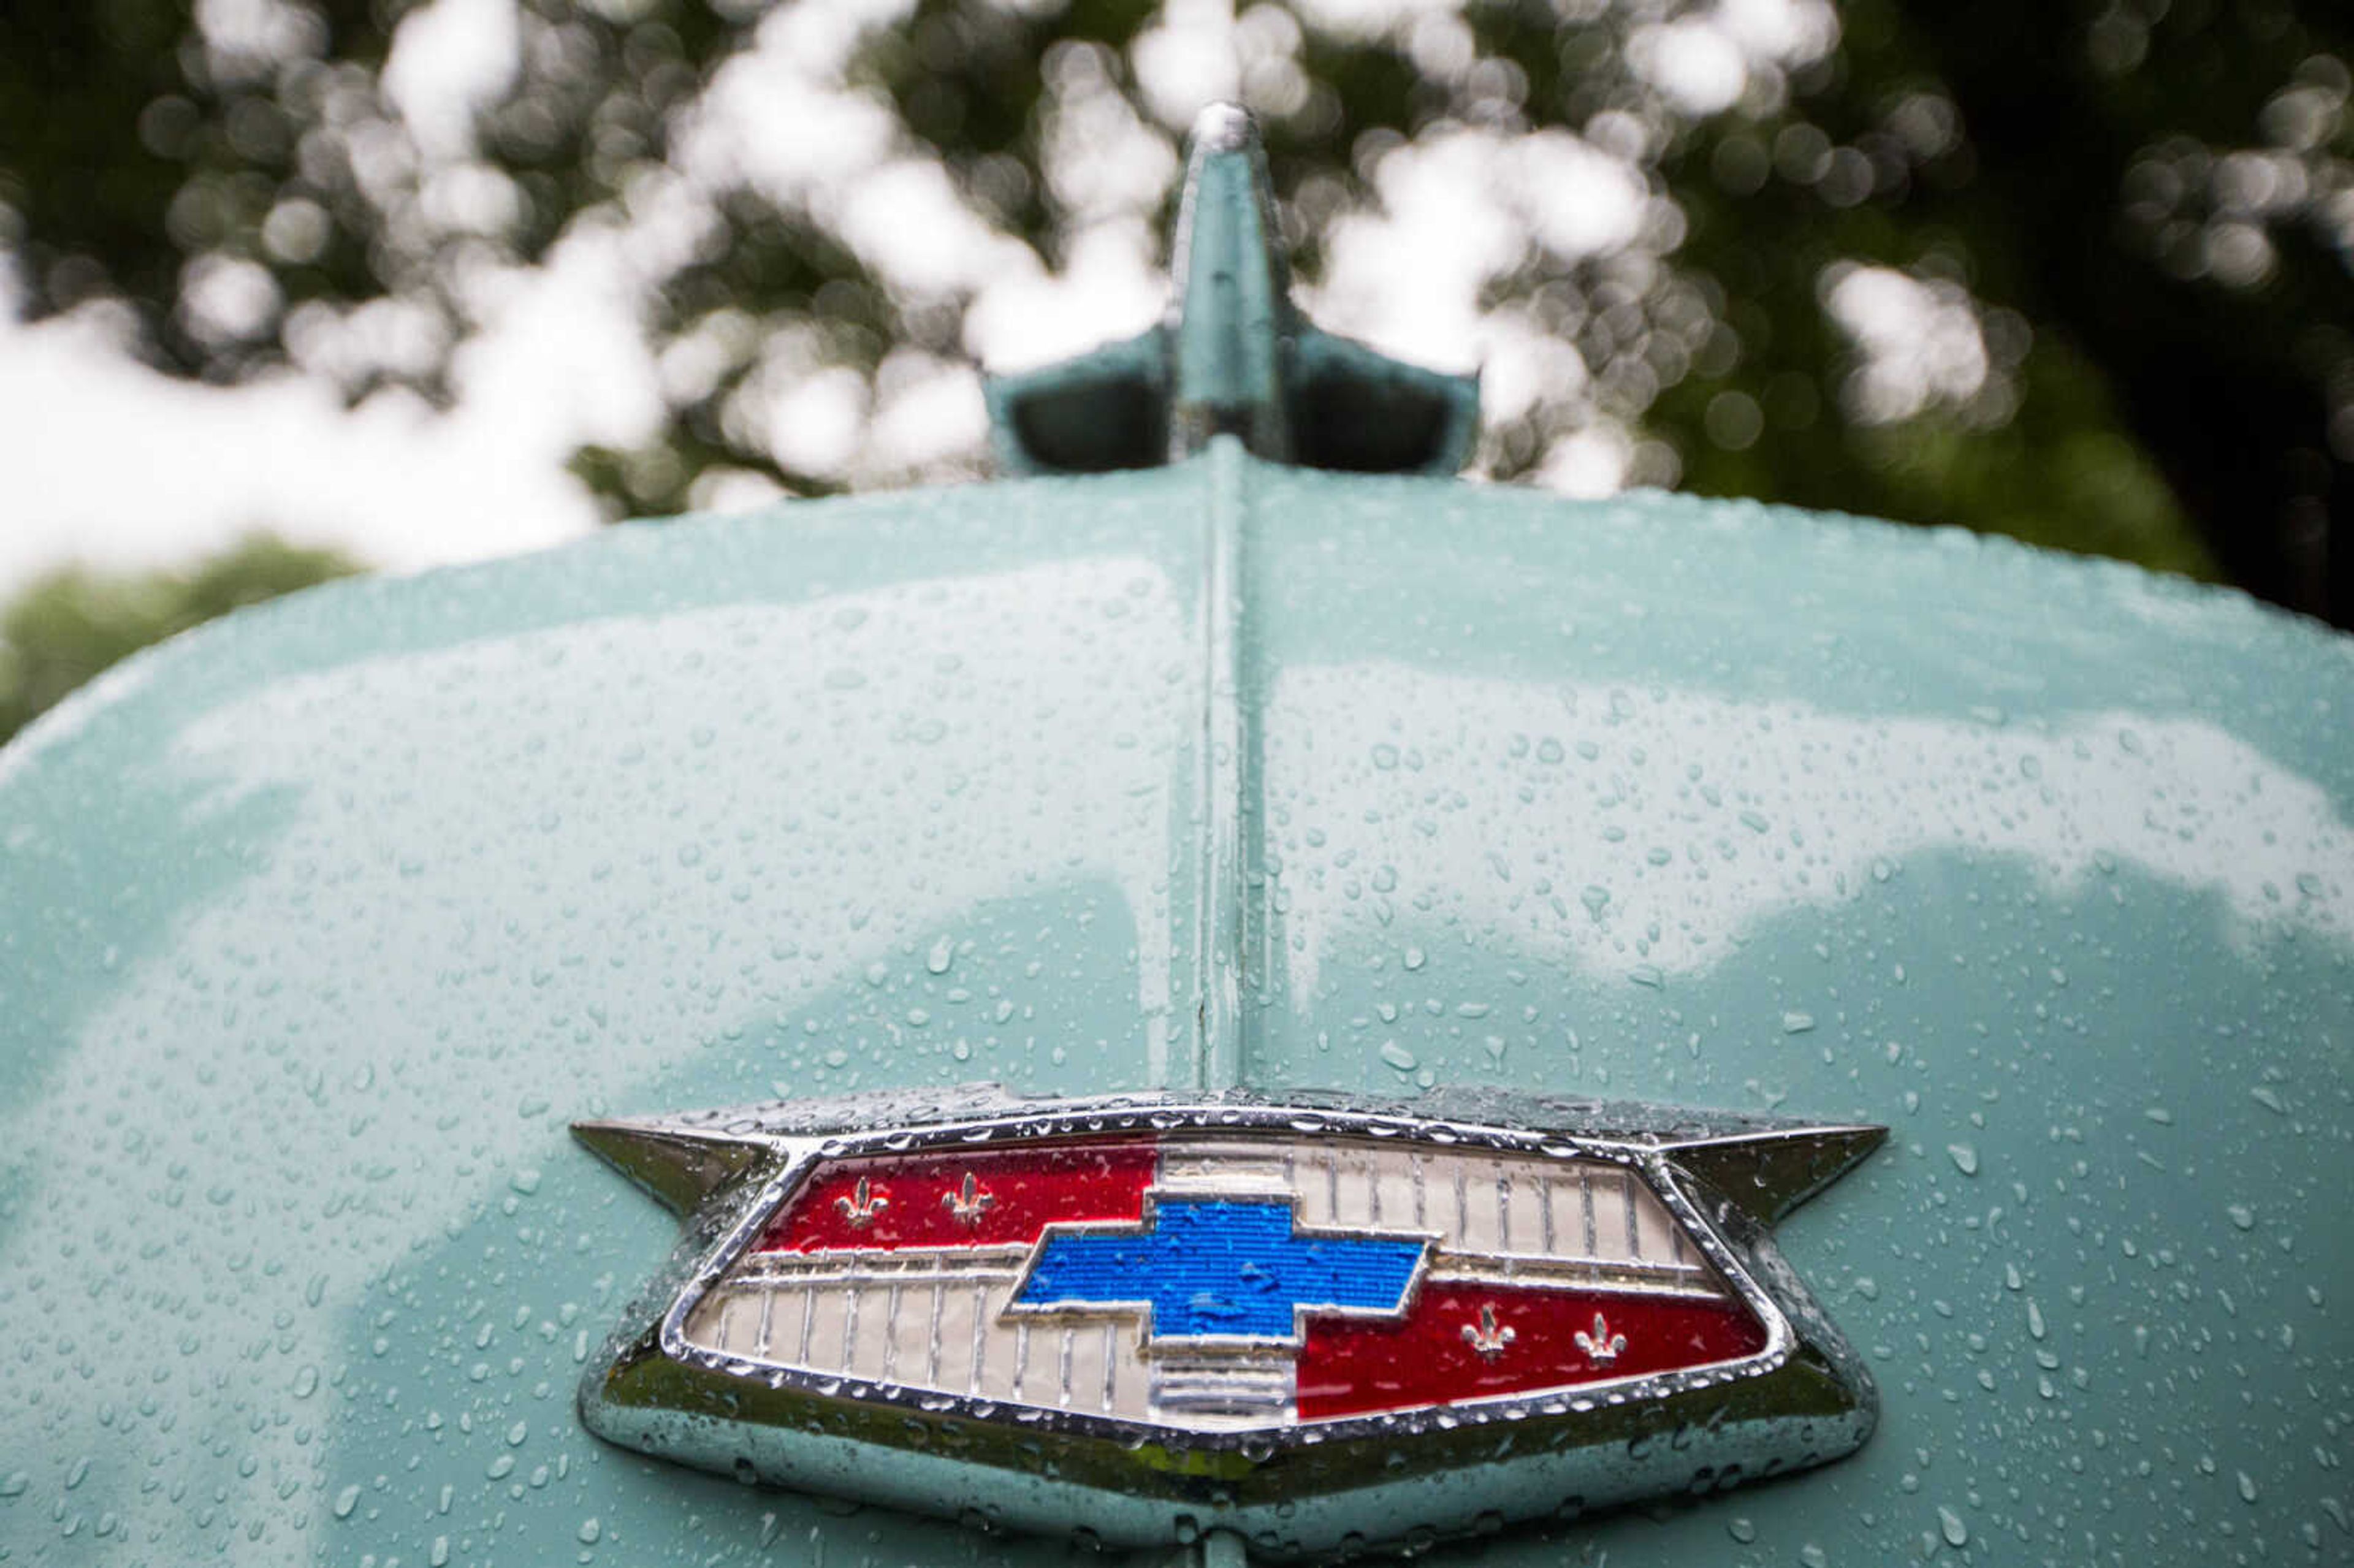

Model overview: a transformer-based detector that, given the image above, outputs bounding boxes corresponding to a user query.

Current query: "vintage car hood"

[2,446,2350,1563]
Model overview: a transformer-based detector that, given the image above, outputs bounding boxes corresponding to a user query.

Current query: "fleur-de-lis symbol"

[1574,1311,1628,1366]
[1460,1303,1516,1359]
[834,1176,888,1228]
[941,1171,996,1227]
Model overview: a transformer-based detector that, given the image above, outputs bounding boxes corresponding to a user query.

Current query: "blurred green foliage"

[1,0,2348,639]
[0,536,356,745]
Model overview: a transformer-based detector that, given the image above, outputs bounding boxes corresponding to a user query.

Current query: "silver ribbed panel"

[684,1252,1157,1419]
[1152,1355,1295,1418]
[1184,1137,1713,1290]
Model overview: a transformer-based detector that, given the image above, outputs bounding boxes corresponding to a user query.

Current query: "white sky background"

[0,0,1927,599]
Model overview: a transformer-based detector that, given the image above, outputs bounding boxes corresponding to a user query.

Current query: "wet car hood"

[2,447,2349,1563]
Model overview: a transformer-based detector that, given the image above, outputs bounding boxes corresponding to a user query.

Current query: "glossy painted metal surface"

[1,448,2350,1564]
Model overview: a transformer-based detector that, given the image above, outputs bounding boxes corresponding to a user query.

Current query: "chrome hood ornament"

[574,1087,1883,1558]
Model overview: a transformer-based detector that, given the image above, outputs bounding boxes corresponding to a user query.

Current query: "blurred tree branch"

[2,0,2347,618]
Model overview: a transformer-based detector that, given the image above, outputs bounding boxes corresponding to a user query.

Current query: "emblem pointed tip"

[1664,1121,1887,1227]
[568,1115,633,1157]
[571,1116,769,1216]
[568,1114,657,1154]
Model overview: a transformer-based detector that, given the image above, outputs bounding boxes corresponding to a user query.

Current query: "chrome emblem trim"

[573,1087,1884,1559]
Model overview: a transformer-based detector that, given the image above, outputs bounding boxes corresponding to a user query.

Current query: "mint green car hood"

[2,447,2350,1564]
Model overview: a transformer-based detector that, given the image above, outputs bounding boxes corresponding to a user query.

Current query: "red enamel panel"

[1295,1281,1769,1420]
[757,1137,1157,1253]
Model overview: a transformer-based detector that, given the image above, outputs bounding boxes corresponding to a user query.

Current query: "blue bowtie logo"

[1011,1197,1427,1344]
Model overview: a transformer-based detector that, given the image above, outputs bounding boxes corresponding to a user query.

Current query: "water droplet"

[1726,1517,1757,1543]
[1782,1011,1815,1034]
[1937,1504,1969,1546]
[1947,1143,1979,1176]
[579,1517,603,1543]
[332,1485,360,1520]
[926,938,954,975]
